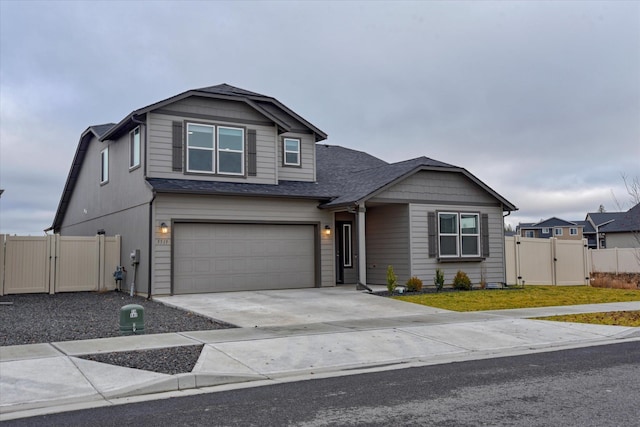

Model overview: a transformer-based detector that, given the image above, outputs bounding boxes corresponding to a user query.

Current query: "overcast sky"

[1,0,638,235]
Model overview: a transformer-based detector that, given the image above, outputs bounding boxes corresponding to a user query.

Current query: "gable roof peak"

[194,83,270,99]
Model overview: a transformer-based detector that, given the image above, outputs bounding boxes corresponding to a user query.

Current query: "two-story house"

[517,217,585,241]
[585,203,640,249]
[50,84,517,297]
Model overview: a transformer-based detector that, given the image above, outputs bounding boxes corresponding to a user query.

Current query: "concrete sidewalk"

[1,294,639,421]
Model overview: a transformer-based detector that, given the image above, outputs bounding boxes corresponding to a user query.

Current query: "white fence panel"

[590,248,640,273]
[555,239,589,285]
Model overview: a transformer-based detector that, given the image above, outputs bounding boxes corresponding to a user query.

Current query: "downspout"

[502,209,511,285]
[147,190,156,300]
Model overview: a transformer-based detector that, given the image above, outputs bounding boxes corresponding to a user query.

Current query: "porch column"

[357,204,367,286]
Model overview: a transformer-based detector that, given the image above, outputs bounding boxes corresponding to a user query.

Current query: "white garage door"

[173,223,316,294]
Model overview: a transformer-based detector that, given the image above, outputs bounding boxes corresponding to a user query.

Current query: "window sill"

[437,257,485,263]
[129,164,141,172]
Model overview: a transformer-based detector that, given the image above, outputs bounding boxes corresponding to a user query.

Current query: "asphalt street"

[7,341,639,427]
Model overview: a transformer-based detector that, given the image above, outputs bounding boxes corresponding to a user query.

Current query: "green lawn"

[393,285,640,312]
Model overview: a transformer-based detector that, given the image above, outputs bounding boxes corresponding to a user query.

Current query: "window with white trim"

[186,123,244,175]
[542,228,550,234]
[283,138,301,166]
[218,127,244,175]
[554,228,563,236]
[524,230,534,238]
[438,212,480,257]
[570,228,578,235]
[100,147,109,183]
[130,127,140,169]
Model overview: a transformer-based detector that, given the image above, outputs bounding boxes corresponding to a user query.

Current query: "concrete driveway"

[154,286,450,327]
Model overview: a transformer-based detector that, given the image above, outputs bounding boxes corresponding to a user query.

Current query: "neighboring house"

[517,217,584,241]
[585,203,640,249]
[50,84,517,296]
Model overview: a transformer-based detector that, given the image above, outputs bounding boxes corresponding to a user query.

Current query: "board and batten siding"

[147,111,278,185]
[365,204,411,285]
[152,194,334,295]
[277,134,316,182]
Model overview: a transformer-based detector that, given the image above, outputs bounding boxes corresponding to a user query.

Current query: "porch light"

[160,222,169,234]
[324,225,331,235]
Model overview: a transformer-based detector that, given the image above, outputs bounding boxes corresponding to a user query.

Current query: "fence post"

[98,234,106,291]
[48,234,57,294]
[514,235,521,285]
[0,234,5,296]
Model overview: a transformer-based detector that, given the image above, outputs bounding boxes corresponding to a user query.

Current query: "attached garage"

[173,222,318,294]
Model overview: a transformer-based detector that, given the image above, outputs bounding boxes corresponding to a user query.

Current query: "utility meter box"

[119,304,145,335]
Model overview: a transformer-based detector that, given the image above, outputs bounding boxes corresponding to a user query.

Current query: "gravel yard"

[0,292,236,374]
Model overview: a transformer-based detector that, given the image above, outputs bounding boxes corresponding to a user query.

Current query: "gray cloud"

[1,0,638,234]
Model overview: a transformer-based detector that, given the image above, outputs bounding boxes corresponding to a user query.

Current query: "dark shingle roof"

[599,203,640,232]
[147,144,517,212]
[195,84,269,98]
[89,123,116,138]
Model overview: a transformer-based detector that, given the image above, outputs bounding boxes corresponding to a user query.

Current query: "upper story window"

[130,127,141,169]
[570,228,578,235]
[100,147,109,184]
[438,212,480,257]
[554,228,563,236]
[186,123,244,175]
[218,127,244,175]
[283,138,301,166]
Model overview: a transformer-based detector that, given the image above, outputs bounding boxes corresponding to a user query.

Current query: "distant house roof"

[575,220,595,234]
[598,203,640,233]
[518,217,582,229]
[147,144,518,212]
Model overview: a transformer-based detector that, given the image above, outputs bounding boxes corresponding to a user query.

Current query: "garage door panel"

[174,223,316,294]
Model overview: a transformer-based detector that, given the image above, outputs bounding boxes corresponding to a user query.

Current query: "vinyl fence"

[0,234,121,296]
[590,248,640,274]
[505,236,590,286]
[505,236,640,285]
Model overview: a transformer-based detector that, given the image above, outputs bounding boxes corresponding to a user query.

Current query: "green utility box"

[120,304,145,335]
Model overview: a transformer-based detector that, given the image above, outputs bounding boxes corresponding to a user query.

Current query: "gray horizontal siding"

[372,171,499,205]
[278,133,316,182]
[365,205,410,285]
[147,112,277,184]
[409,203,505,286]
[152,194,334,295]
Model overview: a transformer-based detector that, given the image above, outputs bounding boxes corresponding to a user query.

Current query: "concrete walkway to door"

[154,286,450,327]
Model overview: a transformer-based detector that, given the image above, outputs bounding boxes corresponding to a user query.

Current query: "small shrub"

[590,272,640,289]
[386,265,398,294]
[406,276,423,292]
[453,270,472,291]
[434,268,445,292]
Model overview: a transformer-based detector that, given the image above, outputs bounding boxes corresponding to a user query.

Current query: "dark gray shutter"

[428,211,437,258]
[481,213,490,257]
[172,121,183,171]
[247,129,257,176]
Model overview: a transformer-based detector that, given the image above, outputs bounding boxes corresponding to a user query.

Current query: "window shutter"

[172,121,183,171]
[428,211,437,258]
[481,213,490,257]
[247,129,257,176]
